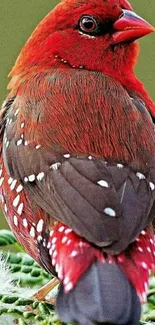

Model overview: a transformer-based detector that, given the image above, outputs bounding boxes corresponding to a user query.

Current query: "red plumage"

[0,0,155,324]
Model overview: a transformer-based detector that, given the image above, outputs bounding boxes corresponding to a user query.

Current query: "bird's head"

[9,0,154,88]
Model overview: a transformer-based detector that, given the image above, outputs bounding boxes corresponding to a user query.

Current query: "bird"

[0,0,155,324]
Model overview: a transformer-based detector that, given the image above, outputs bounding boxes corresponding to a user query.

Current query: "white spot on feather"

[17,203,24,215]
[147,246,151,253]
[71,250,78,257]
[1,195,4,204]
[4,135,7,144]
[37,172,45,181]
[136,172,146,180]
[6,141,10,148]
[49,248,53,255]
[23,218,28,228]
[141,262,148,270]
[57,265,63,280]
[37,235,43,242]
[16,139,22,146]
[55,264,59,273]
[137,246,143,253]
[58,226,65,232]
[104,207,116,217]
[4,204,8,213]
[21,122,25,129]
[35,145,41,150]
[52,237,57,244]
[28,175,36,182]
[63,276,70,285]
[52,259,56,266]
[13,194,20,208]
[62,236,67,244]
[51,244,56,251]
[142,292,147,302]
[13,215,18,226]
[16,184,23,193]
[50,230,54,237]
[43,239,46,247]
[47,242,51,249]
[117,256,124,263]
[36,219,44,233]
[117,164,124,168]
[10,179,17,190]
[0,177,4,186]
[50,163,61,170]
[65,282,73,292]
[149,182,155,190]
[14,109,19,116]
[30,226,35,238]
[144,281,148,292]
[8,177,13,185]
[97,180,109,188]
[53,251,58,258]
[78,241,86,248]
[65,228,72,235]
[63,154,70,158]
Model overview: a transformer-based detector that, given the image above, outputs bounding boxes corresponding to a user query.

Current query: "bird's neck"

[8,48,155,118]
[123,75,155,117]
[101,65,155,118]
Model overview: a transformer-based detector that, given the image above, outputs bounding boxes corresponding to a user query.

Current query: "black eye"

[79,16,98,34]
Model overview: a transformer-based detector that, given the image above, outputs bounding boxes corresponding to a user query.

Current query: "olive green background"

[0,0,155,229]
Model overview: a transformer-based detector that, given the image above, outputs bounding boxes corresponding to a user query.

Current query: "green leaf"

[0,230,16,246]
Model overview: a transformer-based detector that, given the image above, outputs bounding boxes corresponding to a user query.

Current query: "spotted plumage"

[0,90,155,305]
[1,0,155,324]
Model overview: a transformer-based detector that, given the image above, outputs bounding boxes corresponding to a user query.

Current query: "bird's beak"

[113,10,155,44]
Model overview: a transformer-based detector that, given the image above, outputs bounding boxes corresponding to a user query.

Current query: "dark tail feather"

[56,261,141,325]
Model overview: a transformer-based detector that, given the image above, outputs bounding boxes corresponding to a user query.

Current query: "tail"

[56,261,141,325]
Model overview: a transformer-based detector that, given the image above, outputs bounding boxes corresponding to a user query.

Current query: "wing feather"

[1,71,155,254]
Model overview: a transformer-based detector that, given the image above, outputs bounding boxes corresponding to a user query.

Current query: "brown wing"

[2,70,155,254]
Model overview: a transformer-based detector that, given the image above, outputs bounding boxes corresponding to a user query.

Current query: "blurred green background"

[0,0,155,229]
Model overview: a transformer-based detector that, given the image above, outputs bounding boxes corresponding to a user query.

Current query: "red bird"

[0,0,155,324]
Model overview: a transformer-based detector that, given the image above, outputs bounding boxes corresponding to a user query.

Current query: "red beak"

[113,10,155,44]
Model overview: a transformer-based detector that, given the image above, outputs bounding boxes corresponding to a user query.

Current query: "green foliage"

[0,230,16,246]
[0,230,62,325]
[0,229,154,325]
[0,295,62,325]
[3,251,52,287]
[142,277,155,323]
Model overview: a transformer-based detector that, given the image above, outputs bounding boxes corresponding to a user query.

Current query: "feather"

[2,73,155,254]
